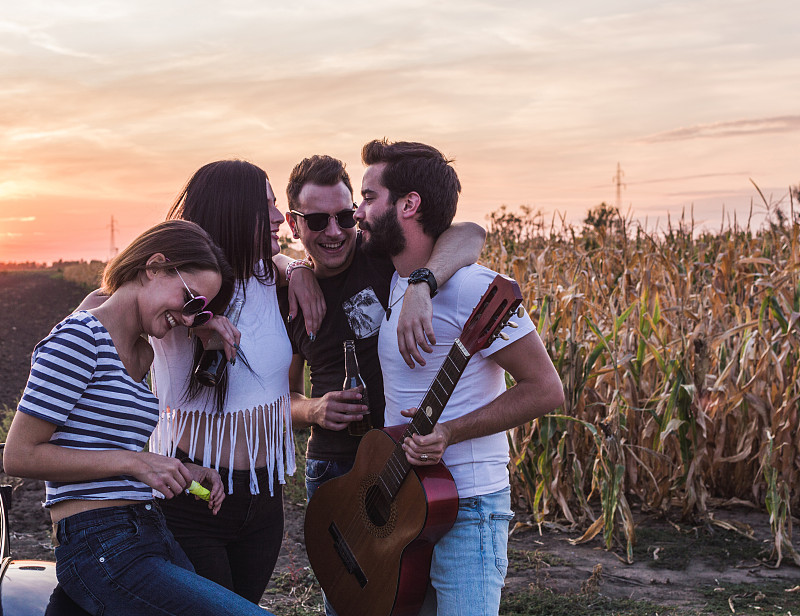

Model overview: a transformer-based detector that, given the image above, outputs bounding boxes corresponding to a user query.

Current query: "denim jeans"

[159,456,284,604]
[419,486,513,616]
[53,501,274,616]
[305,458,354,616]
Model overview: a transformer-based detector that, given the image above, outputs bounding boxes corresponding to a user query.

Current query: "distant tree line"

[0,261,50,271]
[0,259,110,273]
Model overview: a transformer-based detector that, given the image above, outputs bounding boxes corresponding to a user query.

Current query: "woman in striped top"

[3,220,277,616]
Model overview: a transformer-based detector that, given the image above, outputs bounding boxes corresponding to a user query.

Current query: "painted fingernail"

[309,332,316,342]
[287,314,293,323]
[233,343,241,351]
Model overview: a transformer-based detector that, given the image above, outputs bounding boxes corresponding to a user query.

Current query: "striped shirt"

[17,311,159,507]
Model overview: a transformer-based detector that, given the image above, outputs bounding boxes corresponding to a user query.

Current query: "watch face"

[409,268,430,282]
[408,268,437,296]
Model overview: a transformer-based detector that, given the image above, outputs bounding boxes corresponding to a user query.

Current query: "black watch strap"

[408,267,438,298]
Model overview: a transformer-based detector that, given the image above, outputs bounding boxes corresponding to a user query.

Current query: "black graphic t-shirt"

[278,236,395,460]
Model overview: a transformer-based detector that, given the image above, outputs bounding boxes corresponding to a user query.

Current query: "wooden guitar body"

[304,274,523,616]
[304,427,458,616]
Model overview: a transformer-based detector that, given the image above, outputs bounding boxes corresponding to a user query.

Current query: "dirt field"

[1,271,798,615]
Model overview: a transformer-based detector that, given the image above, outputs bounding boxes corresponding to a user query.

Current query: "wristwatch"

[408,267,438,298]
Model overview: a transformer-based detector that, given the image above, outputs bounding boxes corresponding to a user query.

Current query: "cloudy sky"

[1,0,798,263]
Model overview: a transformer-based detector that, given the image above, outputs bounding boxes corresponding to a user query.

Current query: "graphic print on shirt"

[343,286,385,339]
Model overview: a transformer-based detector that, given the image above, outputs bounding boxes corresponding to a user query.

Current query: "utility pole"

[108,215,118,260]
[613,162,625,211]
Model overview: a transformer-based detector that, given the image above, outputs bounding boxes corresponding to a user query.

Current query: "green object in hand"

[188,480,210,501]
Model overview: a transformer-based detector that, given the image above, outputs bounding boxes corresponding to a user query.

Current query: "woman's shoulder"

[48,311,106,342]
[32,311,105,365]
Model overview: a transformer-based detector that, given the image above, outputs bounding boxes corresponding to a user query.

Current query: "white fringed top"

[149,267,295,495]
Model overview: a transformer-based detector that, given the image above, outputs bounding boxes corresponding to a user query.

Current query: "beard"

[360,207,406,258]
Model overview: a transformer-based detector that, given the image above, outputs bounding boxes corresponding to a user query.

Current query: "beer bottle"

[343,339,372,436]
[195,298,244,387]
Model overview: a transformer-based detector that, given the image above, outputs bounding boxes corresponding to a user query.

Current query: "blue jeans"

[420,486,513,616]
[305,458,354,616]
[53,501,274,616]
[159,452,284,603]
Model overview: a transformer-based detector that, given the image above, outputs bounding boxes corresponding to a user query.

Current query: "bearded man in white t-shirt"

[353,138,565,616]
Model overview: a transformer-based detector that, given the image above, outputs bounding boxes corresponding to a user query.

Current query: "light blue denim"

[53,501,274,615]
[419,486,513,616]
[305,458,354,616]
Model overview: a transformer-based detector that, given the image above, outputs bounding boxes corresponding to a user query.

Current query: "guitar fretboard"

[378,339,471,501]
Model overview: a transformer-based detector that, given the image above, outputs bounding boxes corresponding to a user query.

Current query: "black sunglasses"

[173,268,213,327]
[290,206,357,232]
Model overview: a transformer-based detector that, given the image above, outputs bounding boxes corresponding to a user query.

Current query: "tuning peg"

[498,332,510,341]
[516,306,525,318]
[506,321,518,328]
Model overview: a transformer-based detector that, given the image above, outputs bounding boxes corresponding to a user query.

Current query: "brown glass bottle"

[343,340,372,436]
[195,298,244,387]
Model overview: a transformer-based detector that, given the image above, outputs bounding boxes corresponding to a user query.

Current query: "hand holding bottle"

[343,340,372,436]
[195,299,244,387]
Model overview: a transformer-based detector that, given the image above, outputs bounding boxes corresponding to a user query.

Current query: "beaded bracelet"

[286,257,314,281]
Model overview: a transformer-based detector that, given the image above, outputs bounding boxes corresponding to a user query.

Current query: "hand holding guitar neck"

[398,406,448,465]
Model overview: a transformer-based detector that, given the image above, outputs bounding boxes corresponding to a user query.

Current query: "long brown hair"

[101,220,234,316]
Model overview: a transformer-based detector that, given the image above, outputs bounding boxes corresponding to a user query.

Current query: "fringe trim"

[150,392,295,496]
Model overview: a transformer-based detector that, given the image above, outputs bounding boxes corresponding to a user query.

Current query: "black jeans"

[158,450,284,604]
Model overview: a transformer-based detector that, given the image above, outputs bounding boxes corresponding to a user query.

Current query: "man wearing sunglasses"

[279,154,485,616]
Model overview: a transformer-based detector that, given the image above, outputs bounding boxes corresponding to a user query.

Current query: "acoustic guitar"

[304,274,523,616]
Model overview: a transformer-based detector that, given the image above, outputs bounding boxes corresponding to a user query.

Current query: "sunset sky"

[1,1,798,264]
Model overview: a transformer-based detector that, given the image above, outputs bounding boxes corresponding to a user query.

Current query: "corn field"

[483,197,800,565]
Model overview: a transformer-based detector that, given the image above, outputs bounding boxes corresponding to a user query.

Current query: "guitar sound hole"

[364,485,391,527]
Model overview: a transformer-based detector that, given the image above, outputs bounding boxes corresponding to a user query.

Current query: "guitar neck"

[406,339,471,437]
[379,339,471,500]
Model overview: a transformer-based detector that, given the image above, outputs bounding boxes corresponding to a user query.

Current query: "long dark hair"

[167,159,276,284]
[166,160,273,412]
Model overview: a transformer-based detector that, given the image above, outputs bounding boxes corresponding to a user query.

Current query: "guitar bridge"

[328,522,367,588]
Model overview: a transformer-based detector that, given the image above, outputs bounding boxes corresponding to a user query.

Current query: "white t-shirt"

[150,266,294,495]
[379,264,535,498]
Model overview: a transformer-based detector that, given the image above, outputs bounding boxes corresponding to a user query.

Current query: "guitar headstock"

[459,274,524,355]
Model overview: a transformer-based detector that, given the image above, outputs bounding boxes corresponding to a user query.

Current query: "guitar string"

[325,293,497,593]
[371,350,460,499]
[314,286,513,604]
[332,347,462,553]
[350,348,465,534]
[322,330,498,598]
[318,349,468,603]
